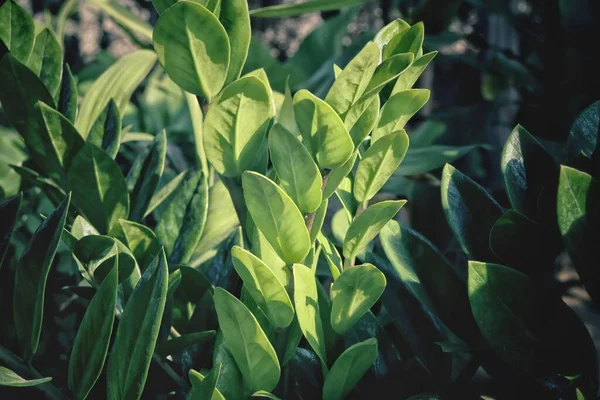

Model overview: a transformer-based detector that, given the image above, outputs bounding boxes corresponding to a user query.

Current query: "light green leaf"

[323,151,358,199]
[293,89,354,169]
[204,76,274,177]
[220,0,251,85]
[89,0,153,42]
[251,225,290,288]
[383,22,424,59]
[87,99,121,159]
[13,194,70,360]
[309,198,328,244]
[243,171,310,264]
[277,81,301,137]
[269,123,322,213]
[0,0,35,63]
[293,263,327,364]
[344,92,380,147]
[110,219,161,271]
[373,19,410,54]
[153,1,230,98]
[250,0,371,17]
[26,28,62,98]
[106,249,169,400]
[214,287,281,392]
[336,176,357,219]
[343,200,405,259]
[156,331,216,358]
[58,63,78,123]
[330,264,386,334]
[354,130,409,202]
[185,93,210,177]
[71,215,100,241]
[390,51,437,93]
[0,193,22,269]
[0,367,51,388]
[372,89,429,142]
[68,257,118,400]
[316,231,342,280]
[188,365,223,400]
[322,338,378,400]
[362,53,413,99]
[252,390,281,399]
[76,50,156,138]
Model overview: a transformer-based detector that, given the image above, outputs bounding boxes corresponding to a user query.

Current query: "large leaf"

[153,1,230,99]
[293,263,327,364]
[344,95,379,147]
[76,50,156,138]
[372,89,430,142]
[441,164,503,261]
[293,89,354,169]
[268,123,322,213]
[220,0,251,85]
[250,0,371,17]
[106,249,169,400]
[322,338,378,400]
[354,130,409,202]
[68,142,129,234]
[231,246,294,328]
[343,200,405,259]
[0,0,34,63]
[69,257,118,400]
[26,28,62,98]
[204,76,274,177]
[13,194,70,360]
[0,367,51,388]
[242,171,310,264]
[214,287,280,393]
[391,51,437,93]
[330,264,386,334]
[0,193,22,269]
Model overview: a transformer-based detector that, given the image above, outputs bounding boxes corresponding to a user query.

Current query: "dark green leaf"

[0,193,22,269]
[110,219,161,271]
[568,100,600,160]
[213,331,245,400]
[26,28,63,98]
[188,364,223,400]
[143,170,187,219]
[155,331,216,358]
[59,63,78,123]
[395,144,486,176]
[87,99,122,159]
[0,0,34,63]
[0,367,51,388]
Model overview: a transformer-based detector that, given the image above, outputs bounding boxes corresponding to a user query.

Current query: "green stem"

[185,93,210,180]
[0,345,70,400]
[221,176,248,236]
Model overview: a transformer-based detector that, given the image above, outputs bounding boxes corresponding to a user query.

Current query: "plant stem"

[221,176,248,239]
[304,170,331,235]
[0,345,70,400]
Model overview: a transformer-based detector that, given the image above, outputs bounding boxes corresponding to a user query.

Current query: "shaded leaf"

[26,28,62,98]
[87,99,122,159]
[156,331,216,358]
[0,193,22,269]
[0,367,51,388]
[0,0,34,63]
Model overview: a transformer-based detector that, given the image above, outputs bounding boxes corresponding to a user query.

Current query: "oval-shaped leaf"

[383,22,424,59]
[343,200,406,259]
[110,219,161,271]
[373,19,410,54]
[293,89,354,169]
[26,28,62,98]
[0,193,22,269]
[269,123,322,213]
[322,150,358,200]
[330,264,386,334]
[188,365,223,400]
[0,0,34,63]
[0,367,51,388]
[568,100,600,160]
[106,248,169,400]
[13,194,70,360]
[214,287,281,393]
[391,51,437,93]
[372,89,429,142]
[220,0,251,85]
[362,53,414,99]
[344,94,380,147]
[153,1,230,98]
[242,171,310,264]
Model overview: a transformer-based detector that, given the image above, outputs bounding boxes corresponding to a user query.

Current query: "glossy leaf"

[252,390,281,399]
[373,19,410,54]
[323,151,358,200]
[293,89,354,169]
[0,367,51,388]
[568,100,600,160]
[293,264,327,364]
[143,170,187,219]
[69,257,118,400]
[250,0,370,17]
[204,76,274,177]
[0,193,22,269]
[243,171,310,264]
[354,130,409,202]
[0,0,34,63]
[362,53,414,99]
[220,0,251,85]
[343,200,406,259]
[110,220,161,271]
[383,22,424,59]
[106,249,169,400]
[188,365,223,400]
[156,331,216,358]
[322,338,378,400]
[231,246,294,328]
[87,99,121,159]
[372,89,430,142]
[391,51,437,93]
[214,287,281,392]
[344,95,380,147]
[251,226,290,288]
[213,331,245,400]
[269,123,322,213]
[59,63,78,123]
[153,1,230,98]
[13,194,70,360]
[26,28,62,98]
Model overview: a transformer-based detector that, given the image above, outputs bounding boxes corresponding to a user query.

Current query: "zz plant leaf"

[0,193,22,269]
[0,0,34,64]
[0,367,52,388]
[372,89,430,142]
[26,28,63,98]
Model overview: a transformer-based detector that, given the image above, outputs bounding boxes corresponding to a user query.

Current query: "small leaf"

[214,287,281,393]
[156,331,216,358]
[373,19,410,54]
[395,143,486,176]
[0,0,35,63]
[372,89,429,142]
[383,22,424,59]
[316,231,342,280]
[309,198,328,244]
[69,256,118,400]
[110,219,161,271]
[87,99,122,159]
[220,0,251,85]
[243,171,310,264]
[26,28,62,98]
[268,123,322,213]
[330,264,386,334]
[59,63,78,123]
[0,366,51,388]
[188,365,223,400]
[14,194,70,360]
[322,338,378,400]
[293,264,327,364]
[344,95,380,147]
[106,249,169,400]
[153,1,230,98]
[323,151,358,199]
[0,193,22,269]
[390,51,437,93]
[250,0,369,18]
[143,170,187,219]
[362,53,414,99]
[343,200,406,259]
[277,81,301,137]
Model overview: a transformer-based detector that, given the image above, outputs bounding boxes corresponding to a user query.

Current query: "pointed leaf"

[373,19,410,54]
[87,99,122,159]
[143,170,187,219]
[309,198,328,244]
[110,219,161,271]
[0,0,34,63]
[188,365,223,400]
[568,100,600,160]
[323,151,358,199]
[362,53,414,99]
[156,331,216,358]
[59,63,78,123]
[383,22,424,59]
[250,0,369,17]
[344,94,380,147]
[26,28,62,98]
[0,367,51,388]
[317,231,342,280]
[0,193,22,269]
[372,89,429,142]
[220,0,251,85]
[391,51,437,93]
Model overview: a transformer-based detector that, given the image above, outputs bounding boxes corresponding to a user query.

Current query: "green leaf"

[76,50,156,138]
[153,1,230,98]
[0,367,52,388]
[293,263,327,364]
[344,94,379,147]
[330,264,386,334]
[373,19,410,54]
[323,151,358,199]
[557,166,600,301]
[316,231,342,280]
[250,0,371,17]
[128,130,167,221]
[88,0,153,42]
[0,53,54,134]
[354,130,409,202]
[214,287,281,392]
[325,41,379,116]
[251,226,290,288]
[155,169,208,264]
[309,198,328,244]
[343,200,405,259]
[143,170,187,219]
[0,0,34,64]
[294,89,354,169]
[71,215,100,240]
[220,0,251,85]
[243,171,310,264]
[372,89,429,142]
[58,63,78,123]
[213,331,245,400]
[277,80,301,137]
[68,142,129,234]
[390,51,437,93]
[362,53,414,99]
[204,76,274,177]
[87,99,122,159]
[232,246,294,328]
[68,256,118,400]
[269,123,322,213]
[383,22,424,59]
[73,235,137,284]
[0,193,22,269]
[322,338,378,400]
[106,248,169,400]
[188,364,223,400]
[155,331,216,358]
[13,194,70,360]
[110,219,161,271]
[394,144,486,176]
[26,28,62,98]
[568,100,600,160]
[441,164,503,261]
[252,390,281,399]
